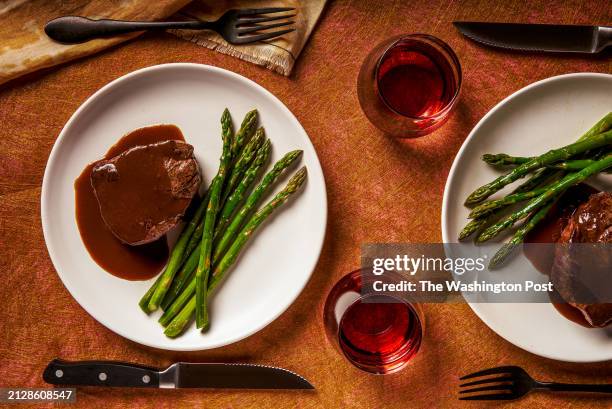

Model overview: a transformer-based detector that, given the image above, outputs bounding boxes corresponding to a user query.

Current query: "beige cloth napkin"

[0,0,326,86]
[169,0,326,75]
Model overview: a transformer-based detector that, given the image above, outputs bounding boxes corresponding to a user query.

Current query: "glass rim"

[374,33,462,121]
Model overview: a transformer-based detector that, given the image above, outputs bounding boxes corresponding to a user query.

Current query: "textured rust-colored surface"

[0,1,611,408]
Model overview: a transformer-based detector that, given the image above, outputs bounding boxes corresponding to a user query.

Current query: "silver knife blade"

[160,362,314,389]
[453,22,605,53]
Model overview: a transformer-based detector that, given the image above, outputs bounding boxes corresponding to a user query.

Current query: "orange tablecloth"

[0,1,610,408]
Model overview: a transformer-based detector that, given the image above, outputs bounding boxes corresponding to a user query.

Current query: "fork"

[44,8,296,45]
[459,366,612,400]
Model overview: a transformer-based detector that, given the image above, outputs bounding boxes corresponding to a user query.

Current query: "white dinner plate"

[41,64,327,351]
[442,73,612,362]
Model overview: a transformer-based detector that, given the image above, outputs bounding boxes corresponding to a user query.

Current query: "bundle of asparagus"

[460,112,612,268]
[139,109,307,337]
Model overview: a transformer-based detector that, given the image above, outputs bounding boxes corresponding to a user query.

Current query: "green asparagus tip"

[281,150,303,165]
[481,153,506,165]
[489,242,519,269]
[221,108,231,123]
[458,230,471,241]
[260,138,272,153]
[458,218,487,241]
[241,109,258,125]
[289,167,307,189]
[464,187,488,205]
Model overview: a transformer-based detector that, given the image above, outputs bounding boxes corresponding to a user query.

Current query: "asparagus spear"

[488,199,557,269]
[512,168,550,194]
[138,273,164,312]
[549,159,604,171]
[222,128,265,204]
[179,214,205,265]
[458,218,489,241]
[216,138,271,237]
[476,153,612,242]
[581,112,612,138]
[213,149,303,262]
[469,184,553,219]
[161,247,199,310]
[164,296,197,338]
[231,109,258,158]
[159,274,196,327]
[483,154,605,171]
[458,205,514,241]
[163,167,308,337]
[482,153,531,167]
[465,130,612,205]
[195,109,234,329]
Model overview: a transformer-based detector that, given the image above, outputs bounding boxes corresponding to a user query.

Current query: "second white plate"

[442,73,612,362]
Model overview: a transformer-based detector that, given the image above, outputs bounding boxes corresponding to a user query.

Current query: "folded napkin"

[0,0,325,87]
[169,0,326,76]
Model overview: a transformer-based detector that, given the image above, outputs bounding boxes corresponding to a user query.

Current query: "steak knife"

[43,359,314,389]
[454,22,612,53]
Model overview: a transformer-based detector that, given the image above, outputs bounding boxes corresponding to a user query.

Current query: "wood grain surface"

[0,1,610,408]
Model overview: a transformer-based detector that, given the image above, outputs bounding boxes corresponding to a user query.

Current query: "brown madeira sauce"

[75,125,185,280]
[523,183,600,327]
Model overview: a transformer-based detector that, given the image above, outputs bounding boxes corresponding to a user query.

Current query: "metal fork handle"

[537,381,612,393]
[45,16,213,44]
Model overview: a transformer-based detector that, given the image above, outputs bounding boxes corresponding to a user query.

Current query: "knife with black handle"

[454,22,612,54]
[43,359,314,389]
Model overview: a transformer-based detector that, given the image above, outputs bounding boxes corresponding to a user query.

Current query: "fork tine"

[459,393,516,401]
[460,366,518,380]
[236,7,295,16]
[238,21,294,35]
[236,28,295,44]
[460,376,514,387]
[460,385,512,394]
[238,14,297,24]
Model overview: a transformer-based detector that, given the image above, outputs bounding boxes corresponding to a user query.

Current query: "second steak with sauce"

[551,192,612,327]
[91,140,201,245]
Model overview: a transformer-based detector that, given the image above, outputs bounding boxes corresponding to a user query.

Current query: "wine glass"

[323,269,424,374]
[357,34,462,138]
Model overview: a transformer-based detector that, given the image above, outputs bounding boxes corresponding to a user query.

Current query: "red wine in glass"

[357,34,462,137]
[324,270,423,374]
[377,42,458,118]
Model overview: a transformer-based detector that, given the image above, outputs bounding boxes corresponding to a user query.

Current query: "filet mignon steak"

[551,191,612,327]
[91,140,201,245]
